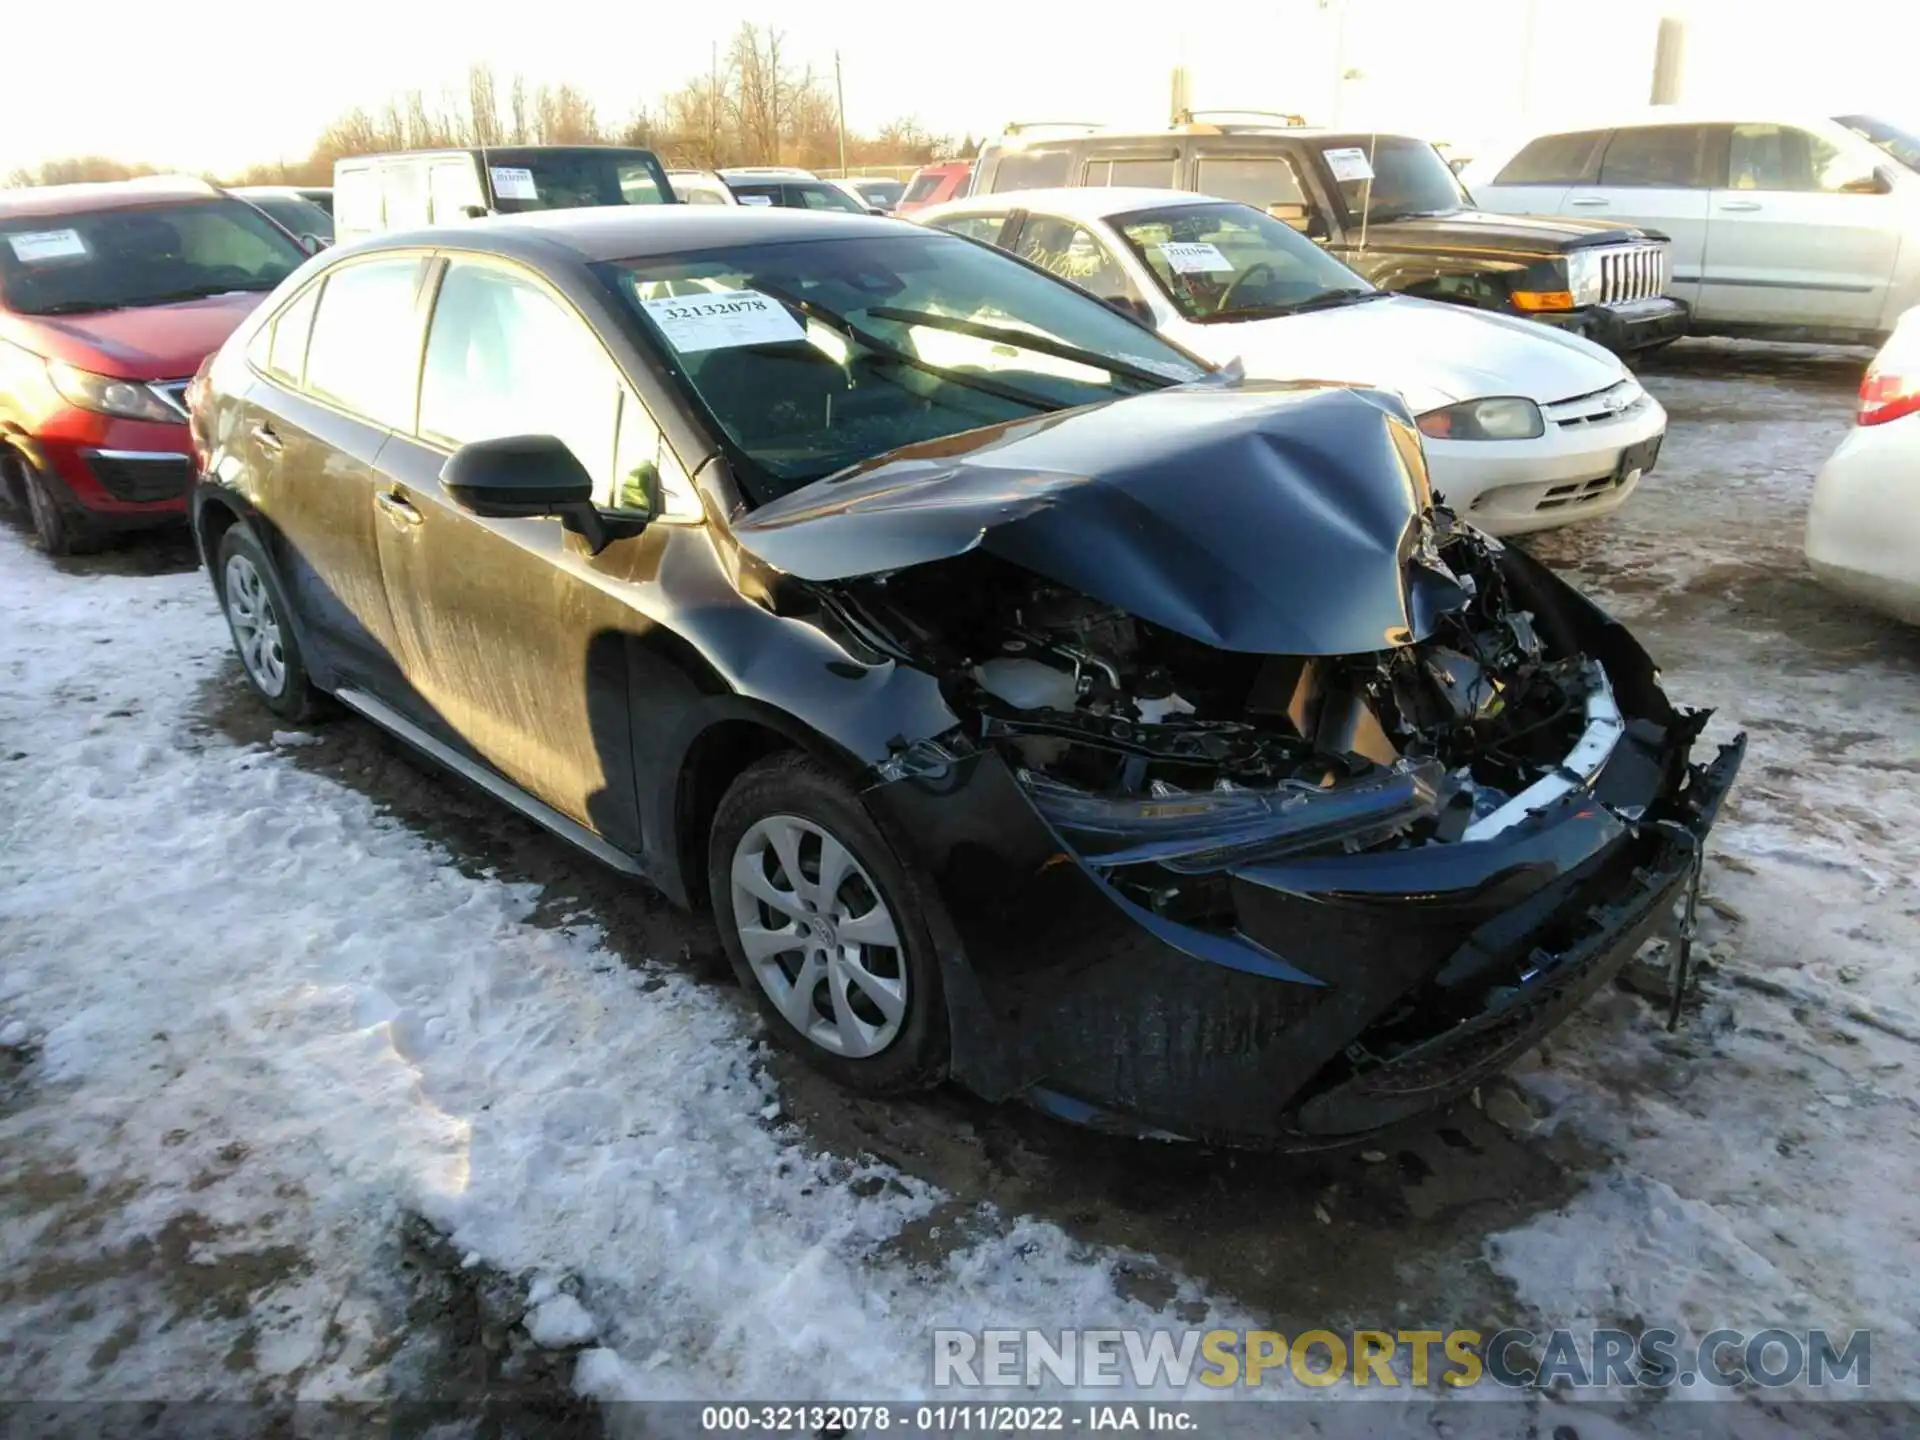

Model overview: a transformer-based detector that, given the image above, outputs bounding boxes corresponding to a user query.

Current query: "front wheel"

[215,525,323,722]
[22,466,100,556]
[708,752,949,1094]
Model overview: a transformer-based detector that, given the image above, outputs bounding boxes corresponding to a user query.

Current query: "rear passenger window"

[1195,156,1307,208]
[1598,126,1715,188]
[265,283,320,384]
[1085,156,1176,187]
[990,148,1073,192]
[303,258,425,428]
[1492,131,1606,185]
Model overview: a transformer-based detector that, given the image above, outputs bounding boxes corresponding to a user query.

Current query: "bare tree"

[465,64,504,147]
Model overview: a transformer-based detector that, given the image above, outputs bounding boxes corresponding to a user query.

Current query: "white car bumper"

[1806,414,1920,625]
[1424,396,1668,537]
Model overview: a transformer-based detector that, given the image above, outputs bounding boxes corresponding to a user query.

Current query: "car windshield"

[488,150,673,212]
[243,195,334,242]
[1112,202,1375,322]
[1330,136,1472,224]
[1837,114,1920,172]
[855,179,905,207]
[0,198,307,317]
[731,181,867,213]
[608,231,1210,503]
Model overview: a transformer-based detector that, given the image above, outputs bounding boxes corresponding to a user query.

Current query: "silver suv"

[1466,111,1920,345]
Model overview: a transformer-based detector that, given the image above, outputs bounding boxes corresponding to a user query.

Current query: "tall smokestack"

[1650,16,1685,104]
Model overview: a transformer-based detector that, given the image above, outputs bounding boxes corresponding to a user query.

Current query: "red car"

[894,160,974,216]
[0,178,308,553]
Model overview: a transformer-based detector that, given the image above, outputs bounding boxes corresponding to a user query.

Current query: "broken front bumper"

[864,716,1745,1150]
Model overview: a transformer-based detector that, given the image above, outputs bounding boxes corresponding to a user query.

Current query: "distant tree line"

[6,25,972,189]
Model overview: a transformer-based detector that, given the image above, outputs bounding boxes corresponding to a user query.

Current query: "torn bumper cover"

[865,705,1744,1150]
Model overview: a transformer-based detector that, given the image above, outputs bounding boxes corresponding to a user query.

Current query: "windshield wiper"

[21,299,120,316]
[749,285,1067,414]
[138,282,279,305]
[1366,207,1458,224]
[864,306,1182,389]
[1212,288,1387,321]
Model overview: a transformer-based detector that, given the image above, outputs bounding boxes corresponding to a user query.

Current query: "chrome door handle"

[1569,197,1610,207]
[1718,200,1762,212]
[375,490,423,528]
[251,422,282,454]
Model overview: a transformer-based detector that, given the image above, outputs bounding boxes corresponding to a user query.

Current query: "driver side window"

[1012,216,1141,305]
[419,261,621,492]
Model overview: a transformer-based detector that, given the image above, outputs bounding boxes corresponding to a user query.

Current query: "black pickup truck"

[970,122,1690,353]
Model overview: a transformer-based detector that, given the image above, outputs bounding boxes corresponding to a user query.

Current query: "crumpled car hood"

[730,382,1469,655]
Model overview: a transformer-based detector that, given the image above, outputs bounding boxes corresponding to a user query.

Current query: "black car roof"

[338,207,914,265]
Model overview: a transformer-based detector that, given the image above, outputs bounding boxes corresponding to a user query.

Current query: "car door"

[1560,125,1720,313]
[367,254,674,846]
[241,255,426,699]
[1702,122,1902,330]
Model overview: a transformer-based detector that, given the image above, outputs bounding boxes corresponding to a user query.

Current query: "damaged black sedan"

[188,207,1743,1147]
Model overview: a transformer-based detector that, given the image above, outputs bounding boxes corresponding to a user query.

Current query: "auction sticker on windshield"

[7,229,88,263]
[489,166,539,200]
[1159,241,1235,274]
[639,289,806,352]
[737,194,775,207]
[1323,147,1376,183]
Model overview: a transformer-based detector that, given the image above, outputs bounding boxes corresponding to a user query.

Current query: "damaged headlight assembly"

[1019,758,1448,871]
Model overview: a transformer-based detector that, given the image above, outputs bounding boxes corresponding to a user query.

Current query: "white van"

[333,145,676,243]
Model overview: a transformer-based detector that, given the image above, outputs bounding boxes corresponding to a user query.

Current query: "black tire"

[22,465,102,556]
[708,751,950,1094]
[214,524,324,722]
[0,450,27,513]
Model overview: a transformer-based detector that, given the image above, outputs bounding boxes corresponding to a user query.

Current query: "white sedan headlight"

[1417,396,1545,441]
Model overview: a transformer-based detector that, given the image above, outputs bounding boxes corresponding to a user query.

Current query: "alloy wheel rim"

[729,813,906,1058]
[223,554,287,698]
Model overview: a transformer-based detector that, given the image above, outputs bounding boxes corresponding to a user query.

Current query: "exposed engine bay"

[830,520,1619,869]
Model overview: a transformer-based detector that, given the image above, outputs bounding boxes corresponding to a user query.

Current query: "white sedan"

[1806,310,1920,623]
[917,187,1667,535]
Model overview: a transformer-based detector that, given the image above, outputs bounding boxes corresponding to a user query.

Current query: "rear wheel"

[708,752,949,1094]
[215,525,323,722]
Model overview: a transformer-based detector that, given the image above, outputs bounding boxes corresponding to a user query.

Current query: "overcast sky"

[3,0,1915,177]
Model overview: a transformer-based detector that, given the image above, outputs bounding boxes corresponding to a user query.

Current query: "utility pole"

[835,51,848,178]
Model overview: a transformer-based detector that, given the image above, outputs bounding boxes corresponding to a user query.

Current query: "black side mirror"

[461,204,490,220]
[297,233,324,255]
[1104,294,1155,327]
[443,434,626,553]
[1840,169,1893,196]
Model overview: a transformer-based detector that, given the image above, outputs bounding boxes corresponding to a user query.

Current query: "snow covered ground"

[2,341,1915,1435]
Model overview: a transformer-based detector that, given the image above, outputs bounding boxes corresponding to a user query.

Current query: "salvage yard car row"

[0,119,1914,1146]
